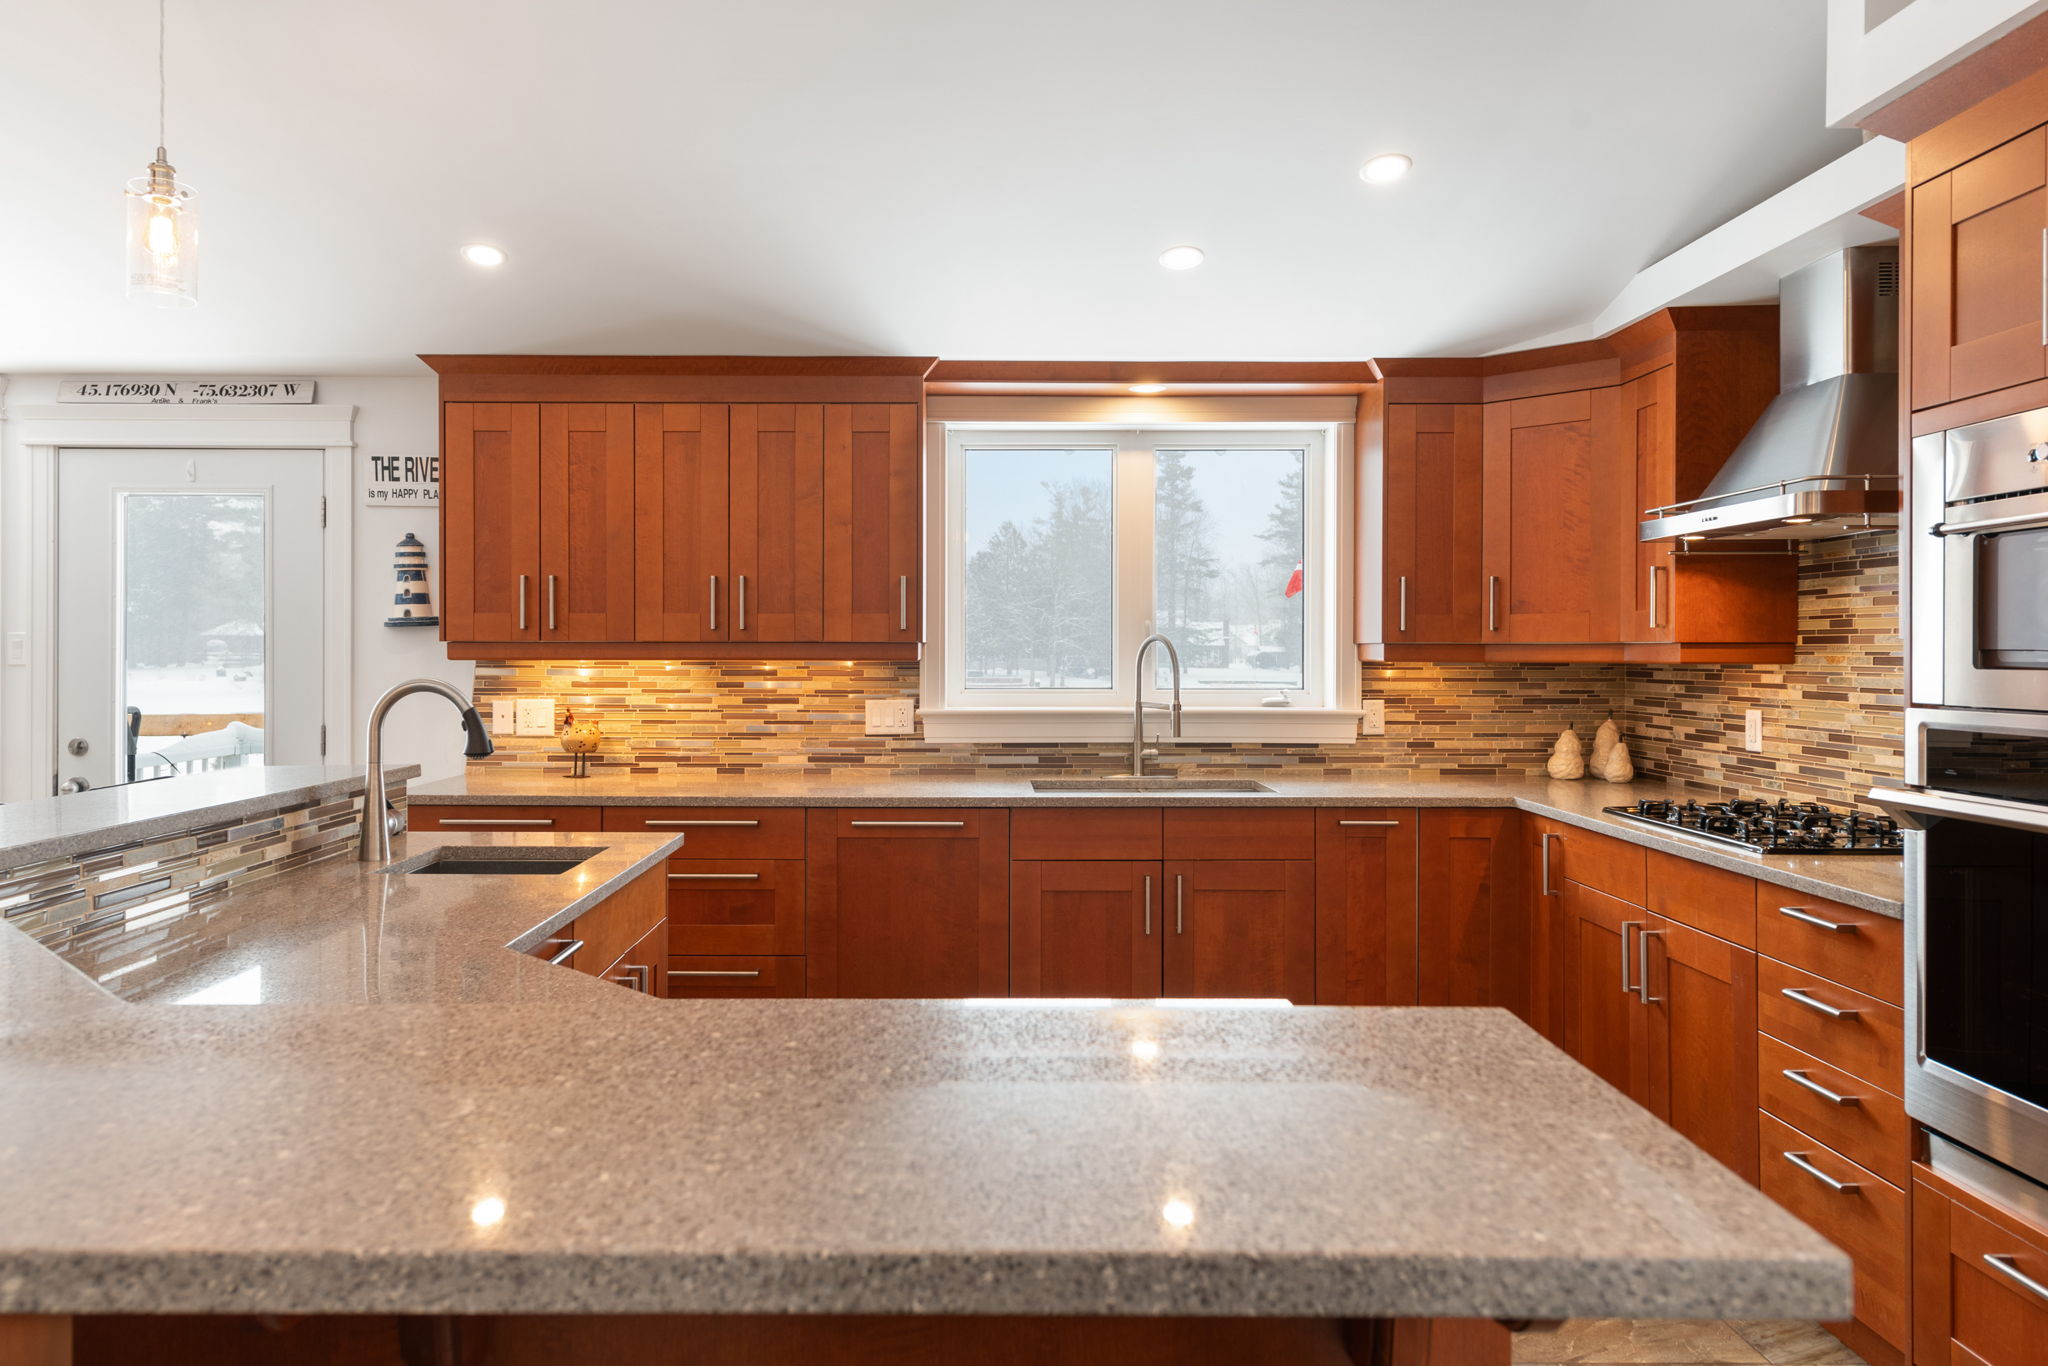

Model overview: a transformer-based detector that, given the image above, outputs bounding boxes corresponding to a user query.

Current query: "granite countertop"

[0,829,1850,1321]
[410,770,1906,917]
[0,765,420,872]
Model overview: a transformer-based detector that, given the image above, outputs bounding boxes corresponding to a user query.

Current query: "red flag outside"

[1283,560,1304,599]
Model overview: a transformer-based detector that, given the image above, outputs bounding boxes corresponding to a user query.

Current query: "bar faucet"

[1129,633,1184,779]
[358,678,496,862]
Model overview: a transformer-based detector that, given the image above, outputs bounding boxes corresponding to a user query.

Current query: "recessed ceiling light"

[460,243,508,267]
[1359,153,1413,185]
[1158,245,1205,270]
[1127,383,1167,395]
[1782,517,1814,524]
[1161,1199,1195,1228]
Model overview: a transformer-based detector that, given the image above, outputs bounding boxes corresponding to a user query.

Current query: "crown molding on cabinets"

[419,355,938,404]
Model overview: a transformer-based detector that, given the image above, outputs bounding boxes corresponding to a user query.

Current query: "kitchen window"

[923,424,1356,742]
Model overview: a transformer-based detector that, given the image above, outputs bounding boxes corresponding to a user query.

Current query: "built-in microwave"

[1909,409,2048,713]
[1875,709,2048,1186]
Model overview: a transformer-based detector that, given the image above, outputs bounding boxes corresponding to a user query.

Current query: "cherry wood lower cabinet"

[1761,1112,1906,1356]
[1314,810,1419,1005]
[806,809,1009,998]
[1416,810,1523,1012]
[1011,861,1161,997]
[1915,1160,2048,1366]
[1163,860,1316,1002]
[1562,882,1649,1104]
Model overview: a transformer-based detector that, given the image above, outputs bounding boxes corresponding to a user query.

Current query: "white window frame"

[922,421,1358,744]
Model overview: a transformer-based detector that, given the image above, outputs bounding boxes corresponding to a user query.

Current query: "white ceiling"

[0,1,1860,374]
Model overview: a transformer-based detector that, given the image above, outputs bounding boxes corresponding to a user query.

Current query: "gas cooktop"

[1601,797,1904,855]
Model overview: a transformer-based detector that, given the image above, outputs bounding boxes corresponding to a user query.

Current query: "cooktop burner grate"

[1600,797,1903,855]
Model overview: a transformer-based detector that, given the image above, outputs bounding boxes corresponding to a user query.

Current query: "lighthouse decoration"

[384,532,439,628]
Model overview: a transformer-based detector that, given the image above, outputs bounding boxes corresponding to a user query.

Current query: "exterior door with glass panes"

[53,449,325,793]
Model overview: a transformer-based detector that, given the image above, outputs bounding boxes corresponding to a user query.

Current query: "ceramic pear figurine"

[1591,718,1635,782]
[1545,728,1585,780]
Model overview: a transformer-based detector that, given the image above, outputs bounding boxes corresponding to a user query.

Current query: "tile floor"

[1511,1319,1864,1365]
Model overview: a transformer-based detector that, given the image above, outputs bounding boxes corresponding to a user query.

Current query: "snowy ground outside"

[125,664,266,718]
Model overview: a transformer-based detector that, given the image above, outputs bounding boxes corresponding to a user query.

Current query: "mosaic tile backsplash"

[469,533,1903,810]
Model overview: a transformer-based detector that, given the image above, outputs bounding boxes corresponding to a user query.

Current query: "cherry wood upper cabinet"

[1480,386,1627,644]
[806,809,1008,998]
[442,402,541,643]
[1313,810,1419,1005]
[730,404,826,644]
[1383,404,1484,644]
[1162,859,1315,1002]
[1011,860,1161,998]
[1911,126,2048,411]
[634,403,729,642]
[538,404,637,643]
[823,404,921,643]
[1415,809,1524,1013]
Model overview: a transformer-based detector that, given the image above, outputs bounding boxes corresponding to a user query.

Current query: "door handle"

[668,872,760,881]
[1397,575,1408,632]
[1175,874,1185,935]
[1620,921,1641,994]
[1781,986,1860,1019]
[547,574,558,631]
[518,574,528,631]
[736,574,747,631]
[1539,832,1559,896]
[1985,1253,2048,1305]
[612,963,652,993]
[849,819,965,828]
[1647,564,1661,630]
[542,938,584,966]
[1487,575,1500,632]
[1337,819,1402,826]
[1777,905,1857,933]
[1781,1150,1859,1194]
[1143,874,1152,936]
[1782,1069,1860,1106]
[434,818,554,827]
[1636,928,1663,1004]
[899,575,910,631]
[668,969,760,980]
[708,574,719,631]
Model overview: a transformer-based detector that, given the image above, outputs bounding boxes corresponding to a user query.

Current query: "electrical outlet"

[865,697,917,736]
[515,698,555,737]
[1743,708,1763,753]
[1358,700,1386,736]
[490,700,516,736]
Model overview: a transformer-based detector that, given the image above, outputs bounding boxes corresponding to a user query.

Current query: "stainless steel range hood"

[1639,245,1901,544]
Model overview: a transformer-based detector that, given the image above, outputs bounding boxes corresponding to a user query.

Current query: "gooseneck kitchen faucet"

[1129,633,1184,779]
[358,678,495,861]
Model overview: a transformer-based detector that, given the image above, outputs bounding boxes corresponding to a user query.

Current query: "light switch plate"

[865,697,917,736]
[515,698,555,737]
[1358,700,1386,736]
[4,632,25,668]
[1743,708,1764,753]
[490,700,517,736]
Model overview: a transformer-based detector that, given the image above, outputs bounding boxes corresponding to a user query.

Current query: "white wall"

[0,373,473,801]
[1827,0,2048,127]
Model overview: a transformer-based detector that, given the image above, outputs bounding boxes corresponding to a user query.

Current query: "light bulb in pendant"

[125,147,197,307]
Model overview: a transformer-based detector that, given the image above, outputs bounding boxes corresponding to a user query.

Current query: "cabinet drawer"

[812,807,1005,839]
[1555,825,1646,905]
[666,955,804,998]
[1011,808,1162,861]
[1759,1111,1905,1349]
[1758,957,1903,1087]
[1646,849,1753,947]
[573,867,668,980]
[1754,888,1902,1006]
[1162,808,1314,861]
[665,860,803,956]
[601,807,805,858]
[408,804,602,832]
[1759,1034,1907,1188]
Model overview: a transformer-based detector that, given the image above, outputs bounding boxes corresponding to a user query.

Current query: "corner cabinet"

[427,358,931,660]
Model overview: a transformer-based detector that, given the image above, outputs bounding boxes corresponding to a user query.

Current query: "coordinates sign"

[363,453,440,507]
[58,378,315,403]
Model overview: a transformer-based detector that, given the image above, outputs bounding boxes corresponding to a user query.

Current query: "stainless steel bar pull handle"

[2040,227,2045,346]
[850,820,965,828]
[1143,875,1152,936]
[436,817,554,827]
[1539,832,1560,896]
[899,575,909,631]
[613,964,651,993]
[669,872,760,881]
[736,575,747,631]
[543,938,584,966]
[1397,575,1408,632]
[1636,928,1663,1004]
[1781,987,1859,1019]
[1647,564,1661,630]
[1175,874,1185,935]
[708,574,719,631]
[1620,921,1641,993]
[669,969,761,980]
[1487,576,1500,632]
[1778,905,1857,933]
[1781,1069,1860,1106]
[1782,1150,1859,1193]
[1337,820,1401,826]
[547,574,559,631]
[644,819,759,828]
[518,574,529,631]
[1985,1253,2048,1305]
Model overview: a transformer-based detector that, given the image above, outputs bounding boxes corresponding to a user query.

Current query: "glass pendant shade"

[125,151,197,306]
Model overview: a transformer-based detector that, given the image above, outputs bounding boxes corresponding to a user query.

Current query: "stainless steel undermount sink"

[384,848,599,876]
[1029,778,1272,793]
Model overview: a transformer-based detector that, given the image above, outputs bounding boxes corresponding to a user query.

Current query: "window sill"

[917,707,1363,745]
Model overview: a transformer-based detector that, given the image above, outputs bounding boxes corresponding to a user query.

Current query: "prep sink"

[384,848,599,876]
[1029,778,1272,793]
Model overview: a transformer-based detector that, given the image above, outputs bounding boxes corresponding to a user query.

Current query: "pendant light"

[125,0,196,306]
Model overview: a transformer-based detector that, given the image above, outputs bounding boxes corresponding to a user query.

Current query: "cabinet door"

[602,917,668,996]
[1480,387,1626,643]
[441,402,540,642]
[823,403,921,643]
[1313,809,1418,1005]
[1525,819,1567,1045]
[1622,368,1676,644]
[1912,128,2048,410]
[1011,861,1161,998]
[539,403,636,642]
[1642,915,1758,1181]
[1561,881,1652,1107]
[1915,1174,2048,1366]
[635,403,728,641]
[1384,404,1484,643]
[806,810,1008,998]
[1163,860,1315,1002]
[730,404,824,642]
[1416,809,1524,1012]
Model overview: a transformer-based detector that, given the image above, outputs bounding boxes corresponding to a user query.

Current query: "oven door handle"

[1868,786,2048,835]
[1931,508,2048,537]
